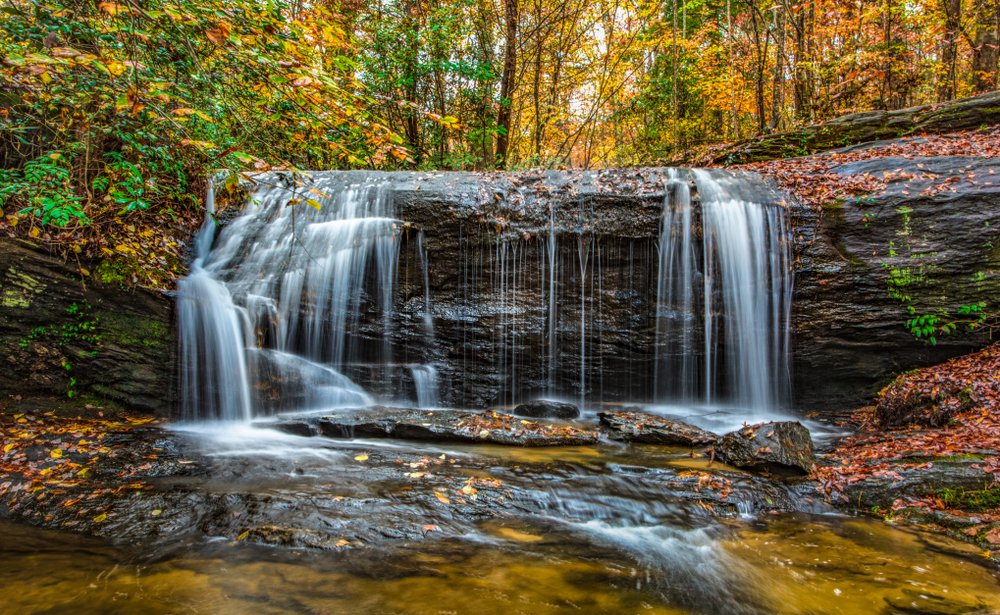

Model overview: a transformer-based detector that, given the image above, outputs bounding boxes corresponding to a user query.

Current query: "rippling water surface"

[2,486,998,614]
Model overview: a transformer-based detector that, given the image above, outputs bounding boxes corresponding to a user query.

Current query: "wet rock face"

[790,152,1000,410]
[513,400,580,419]
[0,239,175,413]
[315,406,599,446]
[333,157,1000,413]
[716,422,816,475]
[598,410,718,446]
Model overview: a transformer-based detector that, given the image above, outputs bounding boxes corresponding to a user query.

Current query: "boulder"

[317,406,599,446]
[513,399,580,419]
[716,422,816,475]
[251,419,317,438]
[598,410,717,446]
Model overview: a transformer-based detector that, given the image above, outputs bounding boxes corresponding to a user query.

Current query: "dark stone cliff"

[341,158,1000,412]
[0,239,175,412]
[789,151,1000,410]
[3,148,998,415]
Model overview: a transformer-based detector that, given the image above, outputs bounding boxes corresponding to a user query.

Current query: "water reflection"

[2,512,997,615]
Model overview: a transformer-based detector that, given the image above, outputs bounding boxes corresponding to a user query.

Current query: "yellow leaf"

[98,447,111,453]
[50,449,63,458]
[98,2,128,15]
[3,443,14,453]
[29,227,40,238]
[305,199,322,211]
[80,268,90,277]
[238,531,249,540]
[77,468,89,477]
[93,513,107,522]
[354,454,369,461]
[151,510,162,516]
[434,491,450,504]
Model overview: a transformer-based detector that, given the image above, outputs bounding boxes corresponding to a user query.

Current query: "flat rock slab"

[716,422,816,476]
[251,420,317,438]
[318,406,599,446]
[513,399,580,419]
[598,411,718,446]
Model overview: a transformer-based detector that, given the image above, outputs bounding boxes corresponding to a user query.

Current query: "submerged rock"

[512,399,580,419]
[598,410,717,446]
[251,419,317,438]
[317,406,599,446]
[716,422,816,475]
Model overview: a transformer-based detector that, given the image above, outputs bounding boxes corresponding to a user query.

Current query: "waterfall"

[409,364,440,408]
[654,175,699,402]
[177,182,254,421]
[697,169,792,410]
[653,170,792,412]
[178,174,402,420]
[178,169,791,420]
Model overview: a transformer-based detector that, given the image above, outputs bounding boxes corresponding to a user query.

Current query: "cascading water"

[178,169,792,420]
[409,364,440,408]
[653,170,792,413]
[178,174,403,420]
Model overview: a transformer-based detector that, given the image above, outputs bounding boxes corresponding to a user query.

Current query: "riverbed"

[2,421,998,615]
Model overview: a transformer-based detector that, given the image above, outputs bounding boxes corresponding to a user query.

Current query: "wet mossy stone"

[716,421,816,476]
[252,420,317,438]
[0,238,175,414]
[598,410,718,446]
[513,399,580,419]
[317,406,599,446]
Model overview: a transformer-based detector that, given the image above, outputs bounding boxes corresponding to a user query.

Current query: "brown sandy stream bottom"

[1,513,998,615]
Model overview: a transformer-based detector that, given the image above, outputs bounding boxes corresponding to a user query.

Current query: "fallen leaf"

[434,491,450,504]
[354,454,369,461]
[93,513,107,522]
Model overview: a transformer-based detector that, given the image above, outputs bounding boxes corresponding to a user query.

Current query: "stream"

[3,419,999,614]
[6,170,993,614]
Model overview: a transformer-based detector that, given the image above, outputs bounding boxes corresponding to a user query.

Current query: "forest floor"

[810,343,1000,558]
[738,126,1000,210]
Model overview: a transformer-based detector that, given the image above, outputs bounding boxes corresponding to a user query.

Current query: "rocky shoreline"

[2,395,995,562]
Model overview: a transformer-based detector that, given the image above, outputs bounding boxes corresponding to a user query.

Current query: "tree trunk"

[472,0,497,170]
[402,0,422,166]
[939,0,962,101]
[971,0,1000,93]
[496,0,519,168]
[693,90,1000,165]
[770,0,786,131]
[749,1,767,133]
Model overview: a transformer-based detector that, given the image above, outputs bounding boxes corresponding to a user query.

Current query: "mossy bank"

[0,239,175,414]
